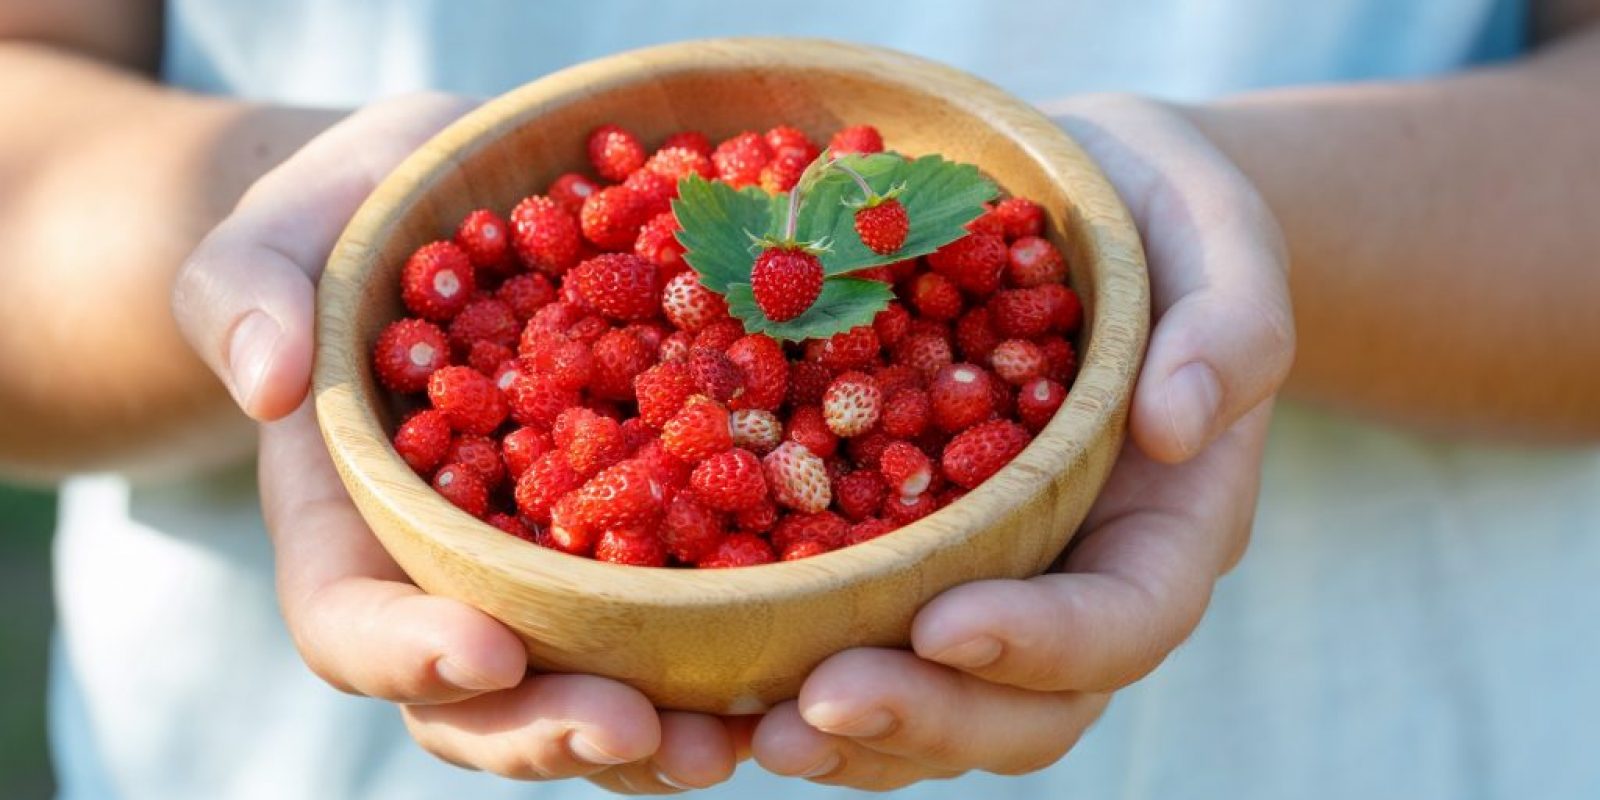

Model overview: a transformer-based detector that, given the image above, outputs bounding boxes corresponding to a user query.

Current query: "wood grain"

[314,38,1149,713]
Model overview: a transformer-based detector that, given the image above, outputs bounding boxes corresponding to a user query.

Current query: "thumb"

[172,93,476,421]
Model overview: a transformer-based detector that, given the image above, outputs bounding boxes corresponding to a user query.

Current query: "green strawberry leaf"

[671,175,777,293]
[795,153,998,276]
[725,278,894,342]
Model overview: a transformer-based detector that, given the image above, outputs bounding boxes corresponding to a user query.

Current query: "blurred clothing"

[56,1,1600,798]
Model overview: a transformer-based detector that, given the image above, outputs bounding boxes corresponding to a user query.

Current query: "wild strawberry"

[854,198,909,255]
[1036,336,1078,384]
[758,152,809,193]
[990,339,1047,385]
[690,448,767,511]
[954,307,1002,364]
[1005,236,1067,287]
[634,360,696,427]
[374,318,449,393]
[829,125,884,155]
[428,366,508,435]
[928,233,1006,295]
[693,319,745,351]
[402,241,475,321]
[888,257,920,282]
[547,172,601,215]
[625,322,669,354]
[928,363,995,433]
[454,209,515,276]
[529,337,593,391]
[881,387,932,439]
[751,246,823,322]
[487,512,537,543]
[771,510,847,552]
[432,463,489,517]
[661,130,713,158]
[493,356,531,394]
[565,314,610,344]
[1017,377,1067,432]
[635,212,689,278]
[393,409,452,473]
[546,495,598,555]
[910,273,964,321]
[588,328,655,401]
[989,287,1056,338]
[553,407,626,477]
[523,300,585,338]
[506,372,579,428]
[569,459,666,532]
[661,395,733,461]
[595,528,669,567]
[730,409,782,454]
[873,364,923,397]
[634,438,691,490]
[470,336,509,370]
[822,372,882,437]
[883,491,937,523]
[688,347,745,404]
[661,494,725,563]
[515,451,584,523]
[878,441,933,497]
[697,533,775,568]
[891,330,954,377]
[872,302,912,347]
[993,197,1044,240]
[580,185,652,251]
[967,202,1006,236]
[786,362,834,407]
[448,298,520,354]
[711,132,772,188]
[587,124,646,182]
[496,273,556,320]
[764,126,819,162]
[569,253,660,322]
[764,441,831,513]
[733,500,778,533]
[619,417,655,453]
[942,419,1030,489]
[845,517,896,545]
[658,331,694,363]
[726,334,788,411]
[782,539,829,561]
[785,405,838,459]
[847,427,894,471]
[644,146,714,183]
[446,434,506,489]
[1038,283,1084,334]
[510,195,582,276]
[834,469,886,521]
[805,325,880,371]
[623,168,676,218]
[502,426,553,479]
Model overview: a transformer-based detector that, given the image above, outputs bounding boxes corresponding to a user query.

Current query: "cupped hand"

[172,93,738,793]
[752,94,1295,790]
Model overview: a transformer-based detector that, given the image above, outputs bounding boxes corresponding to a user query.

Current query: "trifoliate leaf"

[672,175,776,293]
[725,278,893,342]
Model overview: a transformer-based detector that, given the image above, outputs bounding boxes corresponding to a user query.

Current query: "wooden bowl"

[314,38,1148,714]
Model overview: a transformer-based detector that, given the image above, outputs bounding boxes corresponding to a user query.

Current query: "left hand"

[751,94,1295,789]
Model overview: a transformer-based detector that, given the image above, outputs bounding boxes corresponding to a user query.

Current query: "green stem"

[832,160,877,203]
[783,185,803,241]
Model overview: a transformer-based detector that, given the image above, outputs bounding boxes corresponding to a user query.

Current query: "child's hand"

[172,93,738,793]
[749,95,1295,790]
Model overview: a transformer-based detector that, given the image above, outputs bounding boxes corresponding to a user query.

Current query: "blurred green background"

[0,483,57,798]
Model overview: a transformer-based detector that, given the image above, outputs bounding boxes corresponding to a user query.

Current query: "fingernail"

[652,765,693,790]
[800,751,842,778]
[569,732,631,766]
[1165,361,1221,457]
[227,311,280,410]
[434,657,503,692]
[805,703,896,738]
[928,636,1002,669]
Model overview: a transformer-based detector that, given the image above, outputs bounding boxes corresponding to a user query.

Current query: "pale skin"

[3,0,1598,793]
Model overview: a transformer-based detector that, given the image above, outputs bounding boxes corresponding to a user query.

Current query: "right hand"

[172,93,740,793]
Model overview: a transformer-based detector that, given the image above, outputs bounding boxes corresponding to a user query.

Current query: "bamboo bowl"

[314,38,1149,714]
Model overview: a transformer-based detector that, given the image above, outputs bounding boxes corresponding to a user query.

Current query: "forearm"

[0,43,339,480]
[1187,25,1600,441]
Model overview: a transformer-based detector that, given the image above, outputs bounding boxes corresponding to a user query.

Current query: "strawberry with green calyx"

[834,159,909,255]
[749,161,832,321]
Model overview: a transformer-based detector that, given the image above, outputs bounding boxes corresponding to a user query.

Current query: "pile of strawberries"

[372,123,1081,567]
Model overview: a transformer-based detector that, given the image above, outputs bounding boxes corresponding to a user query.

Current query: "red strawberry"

[828,125,884,155]
[624,322,669,353]
[989,286,1057,338]
[1038,283,1084,334]
[634,438,691,491]
[644,146,714,183]
[374,318,449,393]
[486,512,537,543]
[967,202,1006,236]
[942,419,1031,489]
[726,334,788,411]
[872,301,912,347]
[496,273,556,320]
[588,328,655,401]
[623,168,676,218]
[845,517,896,545]
[594,527,669,567]
[881,387,932,439]
[785,405,839,460]
[692,319,745,351]
[879,441,933,497]
[928,363,995,433]
[993,197,1044,240]
[567,313,611,344]
[954,307,1002,365]
[501,426,553,479]
[529,336,594,391]
[546,495,598,555]
[432,463,489,517]
[822,371,883,438]
[401,241,475,321]
[771,510,847,552]
[688,347,745,404]
[587,124,647,182]
[1036,336,1079,384]
[891,330,954,377]
[834,469,886,521]
[393,409,452,473]
[697,533,776,568]
[661,494,725,563]
[446,434,506,489]
[854,198,909,255]
[506,371,579,428]
[454,209,514,276]
[883,491,938,523]
[553,407,626,477]
[619,417,655,453]
[763,441,831,513]
[547,172,601,215]
[523,300,585,338]
[711,132,772,188]
[909,273,964,321]
[758,152,809,193]
[786,361,834,407]
[635,212,689,278]
[1017,377,1068,432]
[1005,236,1067,287]
[658,330,694,363]
[568,459,666,531]
[733,500,779,534]
[927,233,1006,295]
[515,451,584,523]
[689,448,768,511]
[990,339,1047,385]
[510,195,582,276]
[580,185,652,251]
[427,366,508,435]
[782,539,830,561]
[661,130,714,158]
[634,360,696,428]
[764,126,820,162]
[751,246,824,322]
[447,298,520,354]
[661,395,733,461]
[729,409,783,454]
[569,253,660,322]
[804,325,880,371]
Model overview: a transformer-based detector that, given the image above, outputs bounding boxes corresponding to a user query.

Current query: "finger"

[792,648,1107,776]
[173,93,475,421]
[587,712,739,793]
[403,673,661,781]
[261,399,525,702]
[912,404,1271,691]
[753,701,962,791]
[1053,95,1295,462]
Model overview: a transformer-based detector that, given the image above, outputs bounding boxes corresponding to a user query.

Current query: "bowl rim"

[314,37,1149,609]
